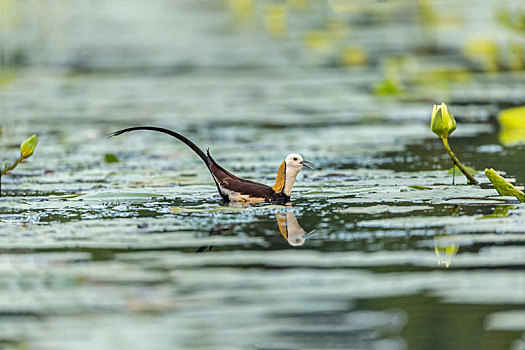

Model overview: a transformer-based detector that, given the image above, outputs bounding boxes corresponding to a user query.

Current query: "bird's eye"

[293,157,298,161]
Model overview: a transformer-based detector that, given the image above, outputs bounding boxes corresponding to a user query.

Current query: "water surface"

[1,1,524,349]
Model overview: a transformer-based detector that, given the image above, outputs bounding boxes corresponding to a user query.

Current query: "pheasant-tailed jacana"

[110,126,314,203]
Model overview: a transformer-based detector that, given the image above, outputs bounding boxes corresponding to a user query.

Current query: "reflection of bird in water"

[196,226,231,253]
[195,210,312,252]
[110,126,314,203]
[275,211,309,246]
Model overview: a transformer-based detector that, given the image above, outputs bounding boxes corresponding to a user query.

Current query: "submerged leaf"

[104,153,120,163]
[374,79,401,96]
[482,205,516,218]
[485,168,525,202]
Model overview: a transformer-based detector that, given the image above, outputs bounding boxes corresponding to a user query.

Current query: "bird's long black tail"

[109,126,209,167]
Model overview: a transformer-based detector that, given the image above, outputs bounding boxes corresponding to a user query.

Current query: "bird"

[109,126,314,203]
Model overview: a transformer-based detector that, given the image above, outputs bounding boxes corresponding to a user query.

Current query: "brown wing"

[207,151,275,199]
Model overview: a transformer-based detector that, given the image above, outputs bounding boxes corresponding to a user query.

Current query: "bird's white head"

[284,154,315,171]
[272,154,314,197]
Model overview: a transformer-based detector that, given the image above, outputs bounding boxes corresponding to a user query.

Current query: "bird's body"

[110,126,313,203]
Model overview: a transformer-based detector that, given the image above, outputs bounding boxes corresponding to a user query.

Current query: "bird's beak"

[300,160,315,169]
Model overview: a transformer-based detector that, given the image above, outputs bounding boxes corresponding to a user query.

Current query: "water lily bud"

[431,103,457,138]
[20,134,38,158]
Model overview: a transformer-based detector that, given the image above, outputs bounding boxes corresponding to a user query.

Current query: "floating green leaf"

[104,153,120,163]
[408,185,432,190]
[485,168,525,202]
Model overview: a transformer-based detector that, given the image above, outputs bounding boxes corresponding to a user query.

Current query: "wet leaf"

[104,153,120,163]
[482,205,516,218]
[408,185,432,190]
[485,168,525,202]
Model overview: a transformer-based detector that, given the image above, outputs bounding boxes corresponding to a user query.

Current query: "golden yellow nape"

[275,213,288,239]
[272,161,286,192]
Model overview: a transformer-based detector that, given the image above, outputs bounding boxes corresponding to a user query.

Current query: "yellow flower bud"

[431,102,457,138]
[20,134,38,158]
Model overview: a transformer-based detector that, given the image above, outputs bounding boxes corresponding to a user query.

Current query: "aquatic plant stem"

[1,158,22,176]
[441,137,478,185]
[452,160,455,185]
[0,157,23,197]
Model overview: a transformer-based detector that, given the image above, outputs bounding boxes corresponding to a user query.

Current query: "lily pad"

[338,205,433,214]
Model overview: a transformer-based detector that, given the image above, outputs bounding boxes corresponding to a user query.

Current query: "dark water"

[1,1,524,349]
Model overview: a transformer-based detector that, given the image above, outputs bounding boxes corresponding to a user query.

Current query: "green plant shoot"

[431,103,478,185]
[0,134,39,196]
